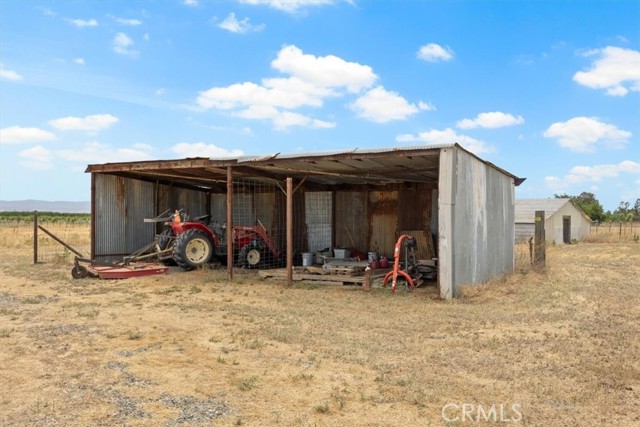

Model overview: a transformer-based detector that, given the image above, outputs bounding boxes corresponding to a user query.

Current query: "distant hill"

[0,200,91,213]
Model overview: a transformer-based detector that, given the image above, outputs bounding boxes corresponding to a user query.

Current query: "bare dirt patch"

[1,223,639,426]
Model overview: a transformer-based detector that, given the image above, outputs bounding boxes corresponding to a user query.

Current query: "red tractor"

[148,209,282,271]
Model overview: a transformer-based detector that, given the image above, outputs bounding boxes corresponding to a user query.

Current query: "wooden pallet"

[328,266,366,276]
[258,268,364,285]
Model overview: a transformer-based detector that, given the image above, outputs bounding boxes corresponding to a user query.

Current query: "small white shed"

[515,199,591,244]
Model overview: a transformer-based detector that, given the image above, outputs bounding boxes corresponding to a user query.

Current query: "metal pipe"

[227,166,234,281]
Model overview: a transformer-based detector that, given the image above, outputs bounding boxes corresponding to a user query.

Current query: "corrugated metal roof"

[252,143,456,161]
[515,198,571,223]
[85,143,523,191]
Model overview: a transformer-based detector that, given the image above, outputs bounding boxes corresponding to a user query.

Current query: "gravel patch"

[161,394,230,426]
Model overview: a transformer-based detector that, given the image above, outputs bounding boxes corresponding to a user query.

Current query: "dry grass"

[0,223,639,426]
[586,222,640,243]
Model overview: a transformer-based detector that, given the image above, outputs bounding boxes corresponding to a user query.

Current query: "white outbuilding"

[515,198,591,244]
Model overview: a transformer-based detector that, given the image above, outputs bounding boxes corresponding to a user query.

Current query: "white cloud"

[418,101,435,111]
[456,111,525,129]
[183,0,199,6]
[69,18,98,27]
[198,78,333,110]
[195,44,421,129]
[573,46,640,96]
[0,64,23,81]
[417,43,454,62]
[395,128,494,154]
[49,114,119,132]
[239,0,346,14]
[143,33,150,41]
[350,86,421,123]
[543,117,631,152]
[546,160,640,190]
[56,141,154,164]
[0,126,56,144]
[39,7,56,17]
[112,33,139,57]
[113,16,143,26]
[171,142,244,158]
[155,88,166,96]
[218,12,265,33]
[271,44,377,93]
[18,145,53,170]
[73,58,85,65]
[235,105,335,130]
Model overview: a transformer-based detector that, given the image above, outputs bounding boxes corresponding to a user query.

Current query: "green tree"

[613,200,639,222]
[554,192,606,222]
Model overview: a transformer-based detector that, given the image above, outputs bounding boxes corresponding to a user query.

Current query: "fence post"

[534,210,545,269]
[33,210,38,264]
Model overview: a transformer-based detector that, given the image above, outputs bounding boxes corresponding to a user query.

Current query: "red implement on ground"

[382,234,418,292]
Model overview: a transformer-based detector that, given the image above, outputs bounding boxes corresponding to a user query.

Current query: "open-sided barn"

[85,143,524,298]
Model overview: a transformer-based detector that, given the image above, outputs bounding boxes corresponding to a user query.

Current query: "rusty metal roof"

[85,143,524,191]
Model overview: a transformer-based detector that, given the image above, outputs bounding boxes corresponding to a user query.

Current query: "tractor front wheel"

[173,229,213,271]
[238,244,263,269]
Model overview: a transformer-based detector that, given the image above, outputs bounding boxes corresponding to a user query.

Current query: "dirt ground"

[0,224,639,426]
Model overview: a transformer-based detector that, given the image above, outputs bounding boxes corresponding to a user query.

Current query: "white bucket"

[333,248,350,259]
[301,252,314,266]
[367,251,379,262]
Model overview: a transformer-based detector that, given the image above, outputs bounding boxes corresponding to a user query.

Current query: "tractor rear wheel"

[173,229,213,270]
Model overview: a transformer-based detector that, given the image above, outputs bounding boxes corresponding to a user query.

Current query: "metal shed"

[85,143,524,298]
[515,198,591,244]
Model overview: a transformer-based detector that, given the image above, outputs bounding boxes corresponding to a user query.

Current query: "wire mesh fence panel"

[232,179,286,269]
[303,191,332,253]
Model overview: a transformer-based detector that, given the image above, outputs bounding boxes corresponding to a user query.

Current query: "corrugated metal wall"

[94,174,156,261]
[334,188,436,259]
[515,223,535,241]
[157,184,208,220]
[368,190,398,257]
[335,191,368,252]
[450,148,515,296]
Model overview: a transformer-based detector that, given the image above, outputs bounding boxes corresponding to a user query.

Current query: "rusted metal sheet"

[210,194,227,223]
[335,191,368,252]
[94,175,155,261]
[368,190,398,257]
[156,184,208,219]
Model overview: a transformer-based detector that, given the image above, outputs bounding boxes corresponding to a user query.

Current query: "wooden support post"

[363,267,372,291]
[33,211,38,264]
[227,167,234,281]
[534,210,545,269]
[286,177,293,285]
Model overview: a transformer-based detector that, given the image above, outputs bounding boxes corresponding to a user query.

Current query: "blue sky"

[1,0,638,211]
